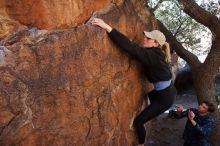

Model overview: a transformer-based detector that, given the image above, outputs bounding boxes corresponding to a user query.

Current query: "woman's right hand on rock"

[91,18,113,33]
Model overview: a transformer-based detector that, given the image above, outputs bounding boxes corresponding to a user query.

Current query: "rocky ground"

[145,81,220,146]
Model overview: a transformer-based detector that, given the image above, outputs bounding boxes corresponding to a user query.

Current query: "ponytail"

[161,42,171,63]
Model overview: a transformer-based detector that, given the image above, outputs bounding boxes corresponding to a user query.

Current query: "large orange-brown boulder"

[0,15,25,39]
[0,0,124,29]
[0,0,168,146]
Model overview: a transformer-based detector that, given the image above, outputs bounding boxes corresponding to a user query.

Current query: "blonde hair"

[160,42,171,63]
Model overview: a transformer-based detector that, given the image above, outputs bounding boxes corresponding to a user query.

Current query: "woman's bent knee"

[133,117,140,127]
[133,116,145,128]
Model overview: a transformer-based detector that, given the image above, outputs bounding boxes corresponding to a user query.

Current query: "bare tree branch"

[157,19,201,68]
[177,0,220,77]
[203,36,220,78]
[174,19,184,37]
[177,0,220,33]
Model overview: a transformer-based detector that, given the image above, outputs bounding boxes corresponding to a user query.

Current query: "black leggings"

[133,84,177,144]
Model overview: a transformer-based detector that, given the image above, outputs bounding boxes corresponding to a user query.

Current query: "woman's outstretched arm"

[91,18,154,65]
[91,18,113,32]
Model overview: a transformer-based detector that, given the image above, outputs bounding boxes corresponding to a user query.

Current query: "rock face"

[175,64,193,93]
[0,0,123,29]
[0,0,169,146]
[0,15,24,39]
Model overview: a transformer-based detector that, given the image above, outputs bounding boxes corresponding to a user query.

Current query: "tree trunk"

[192,65,220,146]
[193,67,215,103]
[194,71,220,145]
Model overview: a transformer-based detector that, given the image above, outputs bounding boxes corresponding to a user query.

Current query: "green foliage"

[216,90,220,97]
[148,0,219,56]
[199,0,220,16]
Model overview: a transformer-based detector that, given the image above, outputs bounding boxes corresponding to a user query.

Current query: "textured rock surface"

[0,15,24,39]
[0,0,123,29]
[0,0,160,146]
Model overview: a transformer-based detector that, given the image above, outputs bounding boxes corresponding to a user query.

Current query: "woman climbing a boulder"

[91,18,177,146]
